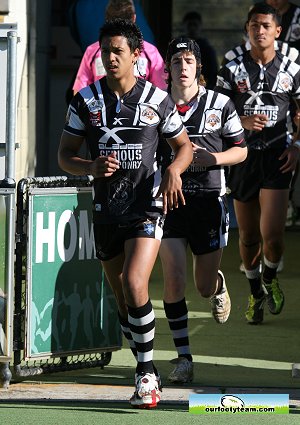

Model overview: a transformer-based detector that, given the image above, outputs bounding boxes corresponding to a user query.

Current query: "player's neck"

[250,45,276,65]
[171,81,199,105]
[106,75,137,97]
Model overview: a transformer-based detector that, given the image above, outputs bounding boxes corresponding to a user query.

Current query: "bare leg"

[260,188,289,263]
[101,253,127,318]
[160,238,187,303]
[234,198,261,270]
[259,188,288,315]
[122,237,160,308]
[193,249,223,298]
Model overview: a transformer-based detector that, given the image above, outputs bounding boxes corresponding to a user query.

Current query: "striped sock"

[163,298,192,362]
[118,312,137,360]
[128,299,155,375]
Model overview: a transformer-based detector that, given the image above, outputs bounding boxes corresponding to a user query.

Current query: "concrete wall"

[0,0,30,182]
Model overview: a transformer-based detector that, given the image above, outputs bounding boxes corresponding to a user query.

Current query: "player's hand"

[89,152,120,177]
[240,114,268,131]
[192,143,216,167]
[279,145,300,173]
[156,167,185,214]
[293,108,300,128]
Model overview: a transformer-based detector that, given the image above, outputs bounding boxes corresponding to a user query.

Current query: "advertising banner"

[26,187,121,358]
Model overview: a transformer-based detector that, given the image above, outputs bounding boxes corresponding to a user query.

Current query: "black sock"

[248,278,264,299]
[262,265,277,285]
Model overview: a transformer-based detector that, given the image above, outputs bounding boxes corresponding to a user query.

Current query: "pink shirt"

[73,40,167,92]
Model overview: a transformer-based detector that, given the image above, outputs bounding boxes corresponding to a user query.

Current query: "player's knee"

[240,238,260,248]
[196,282,215,298]
[264,238,283,253]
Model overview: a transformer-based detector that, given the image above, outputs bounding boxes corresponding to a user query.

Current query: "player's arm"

[58,131,119,178]
[215,66,269,132]
[279,99,300,173]
[193,143,247,167]
[156,129,193,214]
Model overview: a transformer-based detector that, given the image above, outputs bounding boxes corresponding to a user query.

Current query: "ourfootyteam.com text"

[205,406,275,413]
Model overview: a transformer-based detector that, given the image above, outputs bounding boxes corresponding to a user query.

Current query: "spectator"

[181,11,218,89]
[67,0,155,52]
[72,0,167,94]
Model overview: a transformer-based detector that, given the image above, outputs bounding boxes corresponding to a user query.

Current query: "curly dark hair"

[99,18,144,53]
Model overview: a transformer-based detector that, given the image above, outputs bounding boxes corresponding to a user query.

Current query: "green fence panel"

[26,187,121,358]
[0,194,7,356]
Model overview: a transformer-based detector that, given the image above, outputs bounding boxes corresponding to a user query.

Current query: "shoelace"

[211,294,224,308]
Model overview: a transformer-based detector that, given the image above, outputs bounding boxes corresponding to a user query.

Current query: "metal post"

[5,31,17,184]
[0,30,17,389]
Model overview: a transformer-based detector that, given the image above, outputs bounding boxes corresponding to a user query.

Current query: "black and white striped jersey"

[160,86,245,198]
[215,50,300,150]
[222,40,300,66]
[64,78,184,223]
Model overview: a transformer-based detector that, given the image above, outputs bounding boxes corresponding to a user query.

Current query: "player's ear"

[133,48,139,63]
[133,49,140,62]
[275,25,282,40]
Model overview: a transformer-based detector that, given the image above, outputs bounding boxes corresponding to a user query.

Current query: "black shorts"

[94,216,165,261]
[227,147,293,202]
[162,195,229,255]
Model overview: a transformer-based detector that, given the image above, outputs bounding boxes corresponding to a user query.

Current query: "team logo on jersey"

[139,104,160,126]
[276,71,292,92]
[87,99,103,126]
[89,110,102,126]
[108,177,135,214]
[235,71,250,93]
[204,109,222,131]
[88,99,103,111]
[143,221,155,236]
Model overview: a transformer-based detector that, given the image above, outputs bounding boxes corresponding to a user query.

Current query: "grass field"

[1,227,300,424]
[0,401,299,425]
